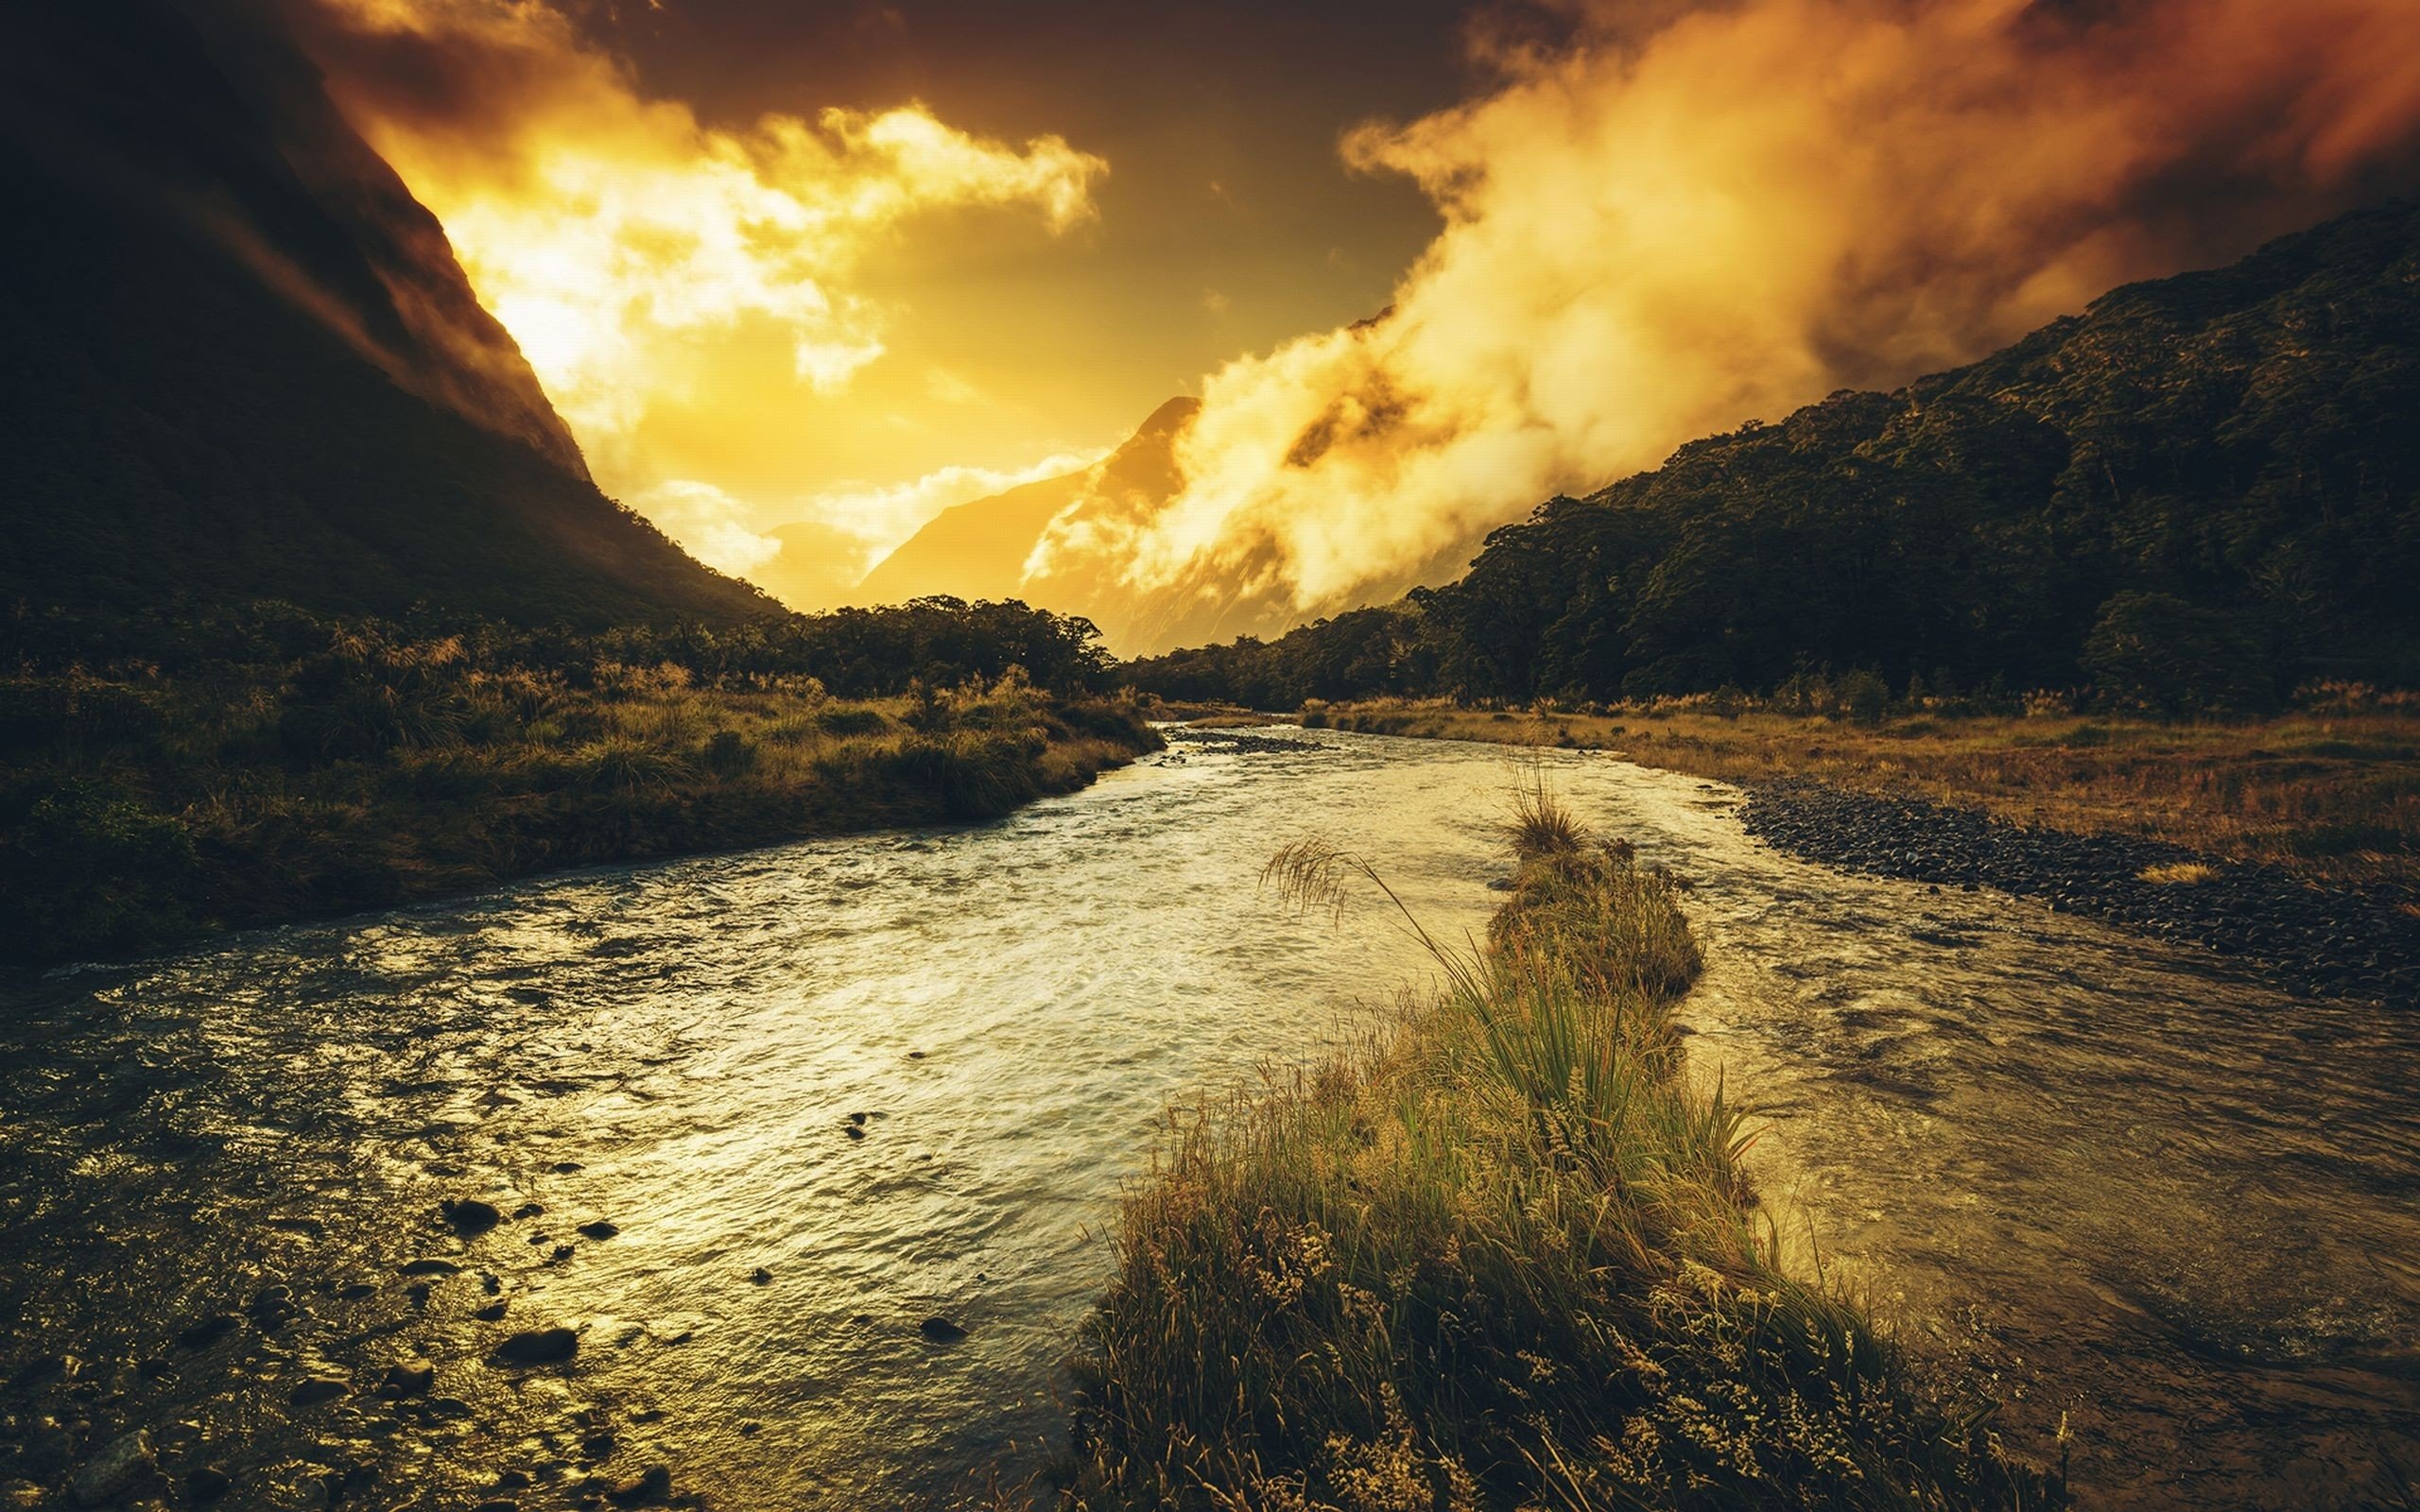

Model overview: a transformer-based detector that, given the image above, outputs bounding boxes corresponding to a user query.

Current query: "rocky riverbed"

[0,1189,704,1512]
[1739,778,2418,1005]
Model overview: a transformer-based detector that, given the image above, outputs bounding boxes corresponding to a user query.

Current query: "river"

[1,727,2414,1509]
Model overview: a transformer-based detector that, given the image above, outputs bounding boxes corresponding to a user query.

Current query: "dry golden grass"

[1056,799,2055,1510]
[1289,698,2419,898]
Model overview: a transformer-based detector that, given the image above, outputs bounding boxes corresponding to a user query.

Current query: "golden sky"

[287,0,1469,598]
[290,0,2420,634]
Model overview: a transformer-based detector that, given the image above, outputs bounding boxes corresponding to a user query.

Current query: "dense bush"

[2082,592,2278,714]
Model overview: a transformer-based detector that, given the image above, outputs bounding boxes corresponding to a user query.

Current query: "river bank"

[3,728,2414,1507]
[1,675,1157,972]
[1199,698,2419,1005]
[1742,780,2416,1004]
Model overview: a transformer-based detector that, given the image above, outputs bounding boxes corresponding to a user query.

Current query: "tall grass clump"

[1058,806,2054,1510]
[1506,755,1589,862]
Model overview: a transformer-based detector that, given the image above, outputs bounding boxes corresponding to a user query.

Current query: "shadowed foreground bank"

[1050,790,2058,1510]
[0,605,1157,969]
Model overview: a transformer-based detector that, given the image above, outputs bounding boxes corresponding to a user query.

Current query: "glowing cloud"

[1038,0,2420,635]
[297,0,1106,474]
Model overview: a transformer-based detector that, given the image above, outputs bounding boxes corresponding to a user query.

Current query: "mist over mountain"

[1133,199,2420,711]
[838,395,1487,654]
[0,0,767,628]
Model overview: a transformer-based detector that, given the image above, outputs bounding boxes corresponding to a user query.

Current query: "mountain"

[1132,198,2420,712]
[847,394,1488,655]
[0,0,769,629]
[852,398,1199,622]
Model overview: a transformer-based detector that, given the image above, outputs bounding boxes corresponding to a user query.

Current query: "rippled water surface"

[3,728,2416,1509]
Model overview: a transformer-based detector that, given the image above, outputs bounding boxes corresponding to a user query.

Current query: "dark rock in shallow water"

[175,1314,237,1351]
[68,1430,152,1506]
[397,1258,459,1277]
[289,1375,347,1407]
[490,1328,579,1366]
[184,1464,232,1503]
[379,1358,436,1398]
[442,1198,503,1234]
[577,1220,620,1241]
[604,1465,671,1505]
[749,1267,774,1285]
[474,1301,509,1322]
[919,1316,968,1344]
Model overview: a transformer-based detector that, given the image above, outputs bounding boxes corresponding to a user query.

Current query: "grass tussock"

[2135,861,2219,885]
[1059,812,2053,1511]
[1507,757,1590,863]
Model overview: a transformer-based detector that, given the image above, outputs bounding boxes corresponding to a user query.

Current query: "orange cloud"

[1038,0,2420,634]
[295,0,1106,574]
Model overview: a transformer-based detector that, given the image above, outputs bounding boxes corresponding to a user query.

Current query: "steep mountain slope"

[853,399,1199,619]
[847,392,1490,656]
[0,0,769,629]
[1133,199,2420,707]
[855,471,1098,609]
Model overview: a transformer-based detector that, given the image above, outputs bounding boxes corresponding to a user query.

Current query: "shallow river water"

[2,727,2415,1509]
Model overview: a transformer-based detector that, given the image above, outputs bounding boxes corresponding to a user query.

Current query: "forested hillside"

[1133,200,2420,713]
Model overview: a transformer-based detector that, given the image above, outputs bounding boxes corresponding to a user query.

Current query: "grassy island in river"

[1053,782,2059,1510]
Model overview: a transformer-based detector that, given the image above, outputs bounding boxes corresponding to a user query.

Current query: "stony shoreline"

[1739,778,2417,1006]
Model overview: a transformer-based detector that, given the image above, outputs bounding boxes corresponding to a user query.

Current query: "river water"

[1,727,2414,1509]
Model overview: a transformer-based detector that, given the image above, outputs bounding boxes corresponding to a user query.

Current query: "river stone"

[184,1464,233,1503]
[379,1358,436,1398]
[474,1301,509,1322]
[919,1316,968,1344]
[290,1376,348,1407]
[176,1313,237,1351]
[68,1430,152,1506]
[604,1465,671,1505]
[491,1328,579,1366]
[397,1258,458,1277]
[577,1220,619,1240]
[442,1198,503,1233]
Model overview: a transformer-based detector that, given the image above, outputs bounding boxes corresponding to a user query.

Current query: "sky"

[286,0,2420,638]
[285,0,1485,597]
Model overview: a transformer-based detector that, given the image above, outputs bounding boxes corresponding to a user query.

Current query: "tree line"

[1130,199,2420,716]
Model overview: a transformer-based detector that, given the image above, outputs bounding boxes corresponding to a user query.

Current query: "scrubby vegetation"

[1055,800,2054,1510]
[0,597,1154,968]
[1267,684,2420,901]
[1131,200,2420,716]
